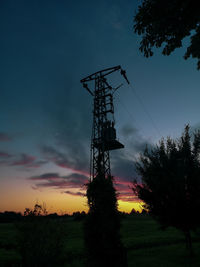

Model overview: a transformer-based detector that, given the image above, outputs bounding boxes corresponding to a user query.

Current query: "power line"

[114,94,152,147]
[127,83,162,138]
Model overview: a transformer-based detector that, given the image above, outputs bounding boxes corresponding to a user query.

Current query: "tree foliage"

[133,125,200,253]
[84,174,127,267]
[134,0,200,69]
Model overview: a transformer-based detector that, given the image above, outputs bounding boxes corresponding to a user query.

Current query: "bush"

[16,204,65,267]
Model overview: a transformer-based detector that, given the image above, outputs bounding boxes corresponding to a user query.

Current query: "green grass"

[0,223,18,249]
[0,215,200,266]
[121,215,185,249]
[64,218,85,254]
[123,215,200,267]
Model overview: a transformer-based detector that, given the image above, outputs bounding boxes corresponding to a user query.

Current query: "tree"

[24,203,47,217]
[84,174,127,267]
[134,0,200,69]
[133,125,200,255]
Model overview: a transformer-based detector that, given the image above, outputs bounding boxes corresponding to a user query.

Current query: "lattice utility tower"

[81,66,129,181]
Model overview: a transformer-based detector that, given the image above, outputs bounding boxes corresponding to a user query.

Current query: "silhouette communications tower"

[81,66,129,181]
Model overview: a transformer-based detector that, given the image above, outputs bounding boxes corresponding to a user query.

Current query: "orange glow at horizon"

[118,200,143,213]
[1,187,143,215]
[0,175,142,214]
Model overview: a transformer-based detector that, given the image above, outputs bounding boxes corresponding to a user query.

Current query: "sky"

[0,0,200,214]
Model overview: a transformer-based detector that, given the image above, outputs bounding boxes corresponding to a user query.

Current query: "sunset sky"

[1,0,200,214]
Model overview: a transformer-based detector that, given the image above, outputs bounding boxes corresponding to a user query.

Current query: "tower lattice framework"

[81,66,129,181]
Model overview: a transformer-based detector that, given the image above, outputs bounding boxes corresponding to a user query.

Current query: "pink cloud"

[29,170,138,203]
[113,177,140,202]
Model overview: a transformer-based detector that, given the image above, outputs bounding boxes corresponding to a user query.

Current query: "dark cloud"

[64,173,88,184]
[64,190,85,197]
[10,154,47,168]
[0,132,12,142]
[111,151,137,182]
[11,154,36,166]
[29,172,88,189]
[110,125,154,183]
[30,172,60,180]
[0,151,12,158]
[120,125,153,154]
[40,145,89,172]
[120,125,138,137]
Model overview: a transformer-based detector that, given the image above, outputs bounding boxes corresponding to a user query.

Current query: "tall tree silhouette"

[134,0,200,69]
[84,174,127,267]
[133,125,200,255]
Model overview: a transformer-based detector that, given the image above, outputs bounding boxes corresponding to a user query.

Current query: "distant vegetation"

[0,209,86,223]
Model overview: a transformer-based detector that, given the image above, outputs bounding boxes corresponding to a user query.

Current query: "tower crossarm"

[80,65,121,83]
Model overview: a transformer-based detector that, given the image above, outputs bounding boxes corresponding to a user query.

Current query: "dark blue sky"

[1,0,200,212]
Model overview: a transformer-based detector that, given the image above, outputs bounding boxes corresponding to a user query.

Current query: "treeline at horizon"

[0,207,147,223]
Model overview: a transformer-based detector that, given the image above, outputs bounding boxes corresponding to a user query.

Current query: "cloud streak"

[28,169,139,202]
[29,172,88,189]
[11,154,36,166]
[0,151,12,158]
[40,145,89,175]
[10,154,47,168]
[114,178,138,202]
[64,190,85,197]
[0,132,12,142]
[0,151,47,169]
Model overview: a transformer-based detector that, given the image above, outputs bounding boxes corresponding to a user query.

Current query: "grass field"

[0,214,200,266]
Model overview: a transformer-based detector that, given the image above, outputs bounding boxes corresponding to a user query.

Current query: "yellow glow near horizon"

[0,176,142,214]
[118,200,143,213]
[0,178,87,214]
[1,186,143,215]
[1,186,142,214]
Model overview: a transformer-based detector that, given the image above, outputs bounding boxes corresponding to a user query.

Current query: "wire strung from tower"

[127,83,162,138]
